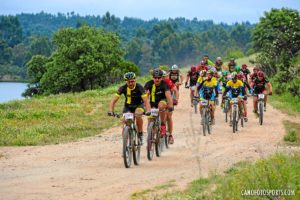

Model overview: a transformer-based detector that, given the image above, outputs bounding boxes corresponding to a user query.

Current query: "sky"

[1,0,299,24]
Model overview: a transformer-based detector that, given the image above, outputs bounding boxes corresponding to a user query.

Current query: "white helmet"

[171,64,179,70]
[216,57,222,61]
[162,70,168,77]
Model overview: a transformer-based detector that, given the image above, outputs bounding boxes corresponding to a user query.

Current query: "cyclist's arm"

[142,95,151,112]
[109,95,120,112]
[179,73,184,84]
[267,82,272,93]
[186,73,190,85]
[172,87,179,101]
[165,90,173,107]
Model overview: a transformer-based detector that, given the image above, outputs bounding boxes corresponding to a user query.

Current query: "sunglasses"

[153,77,162,79]
[127,80,135,83]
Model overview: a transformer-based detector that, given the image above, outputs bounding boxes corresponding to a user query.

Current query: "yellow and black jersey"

[144,80,170,105]
[116,83,147,107]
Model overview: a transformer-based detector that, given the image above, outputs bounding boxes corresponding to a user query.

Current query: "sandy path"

[0,85,295,200]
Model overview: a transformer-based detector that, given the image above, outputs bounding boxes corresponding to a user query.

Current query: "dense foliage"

[25,25,138,95]
[253,8,300,97]
[0,12,254,82]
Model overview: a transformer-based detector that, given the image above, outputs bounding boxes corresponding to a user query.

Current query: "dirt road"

[0,86,294,200]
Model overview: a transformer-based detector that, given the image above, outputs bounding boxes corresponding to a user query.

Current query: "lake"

[0,82,27,103]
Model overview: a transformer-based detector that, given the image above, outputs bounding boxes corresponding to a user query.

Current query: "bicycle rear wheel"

[133,130,140,165]
[207,110,211,135]
[123,126,132,168]
[147,122,155,161]
[194,100,198,114]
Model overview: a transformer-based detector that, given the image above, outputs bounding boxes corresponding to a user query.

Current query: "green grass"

[269,92,300,115]
[0,75,153,146]
[161,153,300,200]
[283,121,300,145]
[131,180,177,200]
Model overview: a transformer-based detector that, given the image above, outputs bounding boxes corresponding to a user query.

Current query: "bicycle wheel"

[201,109,206,136]
[259,102,263,125]
[147,122,155,161]
[240,111,244,128]
[224,100,229,122]
[133,130,140,165]
[165,131,169,149]
[207,111,211,135]
[155,124,162,157]
[123,126,132,168]
[232,109,237,133]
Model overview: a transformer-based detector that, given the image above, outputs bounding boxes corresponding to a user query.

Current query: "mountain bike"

[257,93,264,125]
[190,86,199,113]
[200,99,212,136]
[147,108,165,160]
[112,112,143,168]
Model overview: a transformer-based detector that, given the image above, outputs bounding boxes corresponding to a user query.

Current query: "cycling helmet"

[162,70,168,77]
[242,64,247,69]
[257,71,265,78]
[230,58,235,61]
[152,68,163,77]
[235,65,241,72]
[216,57,222,61]
[222,71,228,76]
[191,65,196,72]
[200,60,206,66]
[232,72,238,79]
[171,64,179,70]
[237,73,243,80]
[124,72,136,81]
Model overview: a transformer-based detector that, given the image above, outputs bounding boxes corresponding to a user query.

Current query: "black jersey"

[144,80,170,105]
[169,71,180,83]
[116,83,146,107]
[253,78,269,93]
[187,71,200,86]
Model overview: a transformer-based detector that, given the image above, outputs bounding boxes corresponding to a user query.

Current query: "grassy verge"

[160,153,300,200]
[269,92,300,116]
[283,121,300,145]
[131,180,176,200]
[0,74,152,146]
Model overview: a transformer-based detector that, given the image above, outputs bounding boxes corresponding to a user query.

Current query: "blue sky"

[1,0,299,23]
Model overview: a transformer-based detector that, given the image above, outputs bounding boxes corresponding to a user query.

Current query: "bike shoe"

[168,135,174,144]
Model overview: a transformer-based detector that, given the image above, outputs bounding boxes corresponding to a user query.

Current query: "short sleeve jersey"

[253,78,269,92]
[144,80,170,104]
[188,71,200,86]
[116,83,146,107]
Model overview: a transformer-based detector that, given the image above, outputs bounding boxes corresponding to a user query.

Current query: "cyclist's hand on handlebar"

[145,111,151,116]
[107,111,114,116]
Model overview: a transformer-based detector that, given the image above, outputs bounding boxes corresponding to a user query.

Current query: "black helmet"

[152,68,163,77]
[123,72,136,81]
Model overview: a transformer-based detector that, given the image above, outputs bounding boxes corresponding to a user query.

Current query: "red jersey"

[164,78,176,89]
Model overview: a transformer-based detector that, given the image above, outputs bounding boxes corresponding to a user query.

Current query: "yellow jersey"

[226,80,244,88]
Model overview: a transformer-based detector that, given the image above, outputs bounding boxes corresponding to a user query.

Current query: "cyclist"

[250,71,273,116]
[222,72,246,126]
[108,72,151,144]
[250,65,261,84]
[215,57,228,72]
[185,65,200,106]
[144,68,174,142]
[237,72,249,122]
[161,70,178,144]
[194,70,218,125]
[241,64,251,83]
[169,64,184,91]
[202,55,214,66]
[228,58,237,73]
[197,61,208,72]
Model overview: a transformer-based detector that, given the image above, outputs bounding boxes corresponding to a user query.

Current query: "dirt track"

[0,85,295,200]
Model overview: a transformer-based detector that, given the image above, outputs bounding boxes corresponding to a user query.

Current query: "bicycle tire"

[202,109,206,136]
[240,111,244,128]
[155,123,162,157]
[207,110,211,135]
[123,126,132,168]
[132,129,140,165]
[147,122,155,161]
[233,109,237,133]
[259,102,263,125]
[165,132,169,149]
[194,100,198,114]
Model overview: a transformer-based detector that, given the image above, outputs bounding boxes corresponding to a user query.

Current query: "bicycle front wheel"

[147,121,155,161]
[232,109,237,133]
[155,124,162,157]
[259,102,263,125]
[123,126,132,168]
[133,130,140,165]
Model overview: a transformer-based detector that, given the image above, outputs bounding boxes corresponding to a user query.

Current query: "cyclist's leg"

[135,104,145,133]
[158,100,168,135]
[253,94,258,113]
[199,89,204,113]
[210,94,216,123]
[190,88,193,105]
[263,90,268,108]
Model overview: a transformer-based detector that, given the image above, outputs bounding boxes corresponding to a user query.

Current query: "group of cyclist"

[185,55,273,126]
[107,55,273,152]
